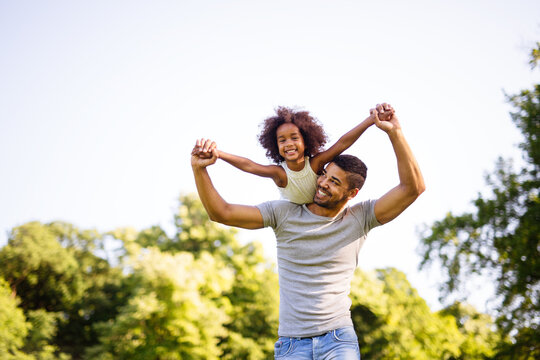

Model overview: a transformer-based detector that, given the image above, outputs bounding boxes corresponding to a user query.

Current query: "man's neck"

[306,202,348,218]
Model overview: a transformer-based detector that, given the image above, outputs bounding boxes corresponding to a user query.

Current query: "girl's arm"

[219,150,287,187]
[310,107,393,174]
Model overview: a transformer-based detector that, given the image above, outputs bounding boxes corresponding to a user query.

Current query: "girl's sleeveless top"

[278,157,318,204]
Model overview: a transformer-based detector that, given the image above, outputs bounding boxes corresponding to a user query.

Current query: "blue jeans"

[274,326,360,359]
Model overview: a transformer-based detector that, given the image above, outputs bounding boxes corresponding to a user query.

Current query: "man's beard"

[313,192,348,209]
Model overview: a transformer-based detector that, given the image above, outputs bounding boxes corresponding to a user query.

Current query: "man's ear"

[347,188,359,200]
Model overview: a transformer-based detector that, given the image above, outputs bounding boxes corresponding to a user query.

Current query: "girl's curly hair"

[258,106,328,164]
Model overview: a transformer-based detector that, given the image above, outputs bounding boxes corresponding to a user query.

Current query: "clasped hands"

[191,138,219,168]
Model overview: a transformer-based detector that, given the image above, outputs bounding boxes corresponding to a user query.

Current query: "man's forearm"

[388,128,425,195]
[192,166,229,223]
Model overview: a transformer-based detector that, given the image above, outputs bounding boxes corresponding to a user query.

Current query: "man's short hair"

[332,154,367,190]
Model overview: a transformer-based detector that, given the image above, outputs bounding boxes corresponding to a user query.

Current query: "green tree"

[0,277,31,359]
[48,222,128,358]
[133,194,239,257]
[128,194,279,359]
[418,45,539,357]
[0,221,127,359]
[85,247,234,360]
[22,309,71,360]
[351,268,466,359]
[0,222,83,311]
[0,277,70,359]
[217,241,279,359]
[438,302,500,359]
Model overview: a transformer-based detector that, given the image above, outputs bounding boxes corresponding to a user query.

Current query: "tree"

[350,268,501,359]
[217,241,279,359]
[134,194,240,257]
[0,221,127,359]
[85,247,234,360]
[47,222,128,358]
[438,302,500,359]
[418,45,539,357]
[0,222,83,312]
[115,194,280,359]
[0,276,70,360]
[0,277,31,359]
[350,268,466,360]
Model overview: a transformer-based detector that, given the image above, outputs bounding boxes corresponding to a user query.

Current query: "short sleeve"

[349,199,381,234]
[256,201,277,228]
[256,200,296,230]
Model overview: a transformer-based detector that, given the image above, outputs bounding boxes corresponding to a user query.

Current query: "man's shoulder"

[257,199,303,211]
[348,199,381,228]
[257,200,304,228]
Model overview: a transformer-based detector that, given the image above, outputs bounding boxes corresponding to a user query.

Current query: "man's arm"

[219,150,287,187]
[191,139,265,229]
[372,105,425,224]
[310,108,393,174]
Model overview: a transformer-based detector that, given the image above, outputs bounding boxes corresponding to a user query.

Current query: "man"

[191,103,425,359]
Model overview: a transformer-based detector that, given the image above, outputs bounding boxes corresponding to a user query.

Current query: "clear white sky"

[1,0,539,311]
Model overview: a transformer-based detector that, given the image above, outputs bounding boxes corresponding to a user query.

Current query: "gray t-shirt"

[257,199,380,337]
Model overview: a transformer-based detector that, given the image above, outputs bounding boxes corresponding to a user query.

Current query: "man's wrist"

[191,163,207,172]
[387,127,404,140]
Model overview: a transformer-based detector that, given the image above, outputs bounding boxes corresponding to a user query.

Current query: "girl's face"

[276,123,305,162]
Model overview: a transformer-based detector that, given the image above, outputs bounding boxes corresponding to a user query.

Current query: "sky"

[1,0,539,312]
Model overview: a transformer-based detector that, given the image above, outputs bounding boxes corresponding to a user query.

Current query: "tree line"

[0,208,500,359]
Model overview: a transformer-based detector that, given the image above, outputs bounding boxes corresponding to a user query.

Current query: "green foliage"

[0,222,83,312]
[439,302,500,359]
[0,222,126,359]
[351,268,465,359]
[85,248,234,359]
[529,41,540,69]
[173,194,238,255]
[350,268,502,359]
[0,277,31,359]
[23,309,71,360]
[418,49,540,357]
[218,241,279,359]
[0,193,504,358]
[48,222,127,357]
[128,194,279,359]
[134,194,240,257]
[0,277,70,359]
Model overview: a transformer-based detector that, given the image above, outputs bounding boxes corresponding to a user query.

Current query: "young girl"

[214,105,393,204]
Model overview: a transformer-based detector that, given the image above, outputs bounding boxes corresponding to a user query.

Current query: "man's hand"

[371,103,401,133]
[370,103,394,122]
[191,138,218,169]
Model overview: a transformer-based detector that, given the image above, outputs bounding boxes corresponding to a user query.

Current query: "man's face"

[313,163,357,209]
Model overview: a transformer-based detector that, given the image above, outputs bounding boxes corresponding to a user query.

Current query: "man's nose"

[319,177,329,188]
